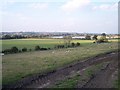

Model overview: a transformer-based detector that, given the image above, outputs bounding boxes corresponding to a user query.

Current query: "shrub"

[40,48,48,50]
[35,45,41,51]
[71,42,75,47]
[55,45,65,49]
[60,45,65,48]
[96,38,108,43]
[11,46,19,53]
[67,45,71,48]
[3,49,12,54]
[48,48,51,50]
[96,33,108,43]
[22,47,27,52]
[54,45,57,49]
[29,49,32,51]
[76,42,80,46]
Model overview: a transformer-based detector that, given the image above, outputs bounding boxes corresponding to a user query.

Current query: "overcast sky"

[0,0,119,34]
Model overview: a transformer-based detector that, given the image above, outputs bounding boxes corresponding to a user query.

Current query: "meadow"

[2,39,119,85]
[1,38,118,51]
[1,39,95,51]
[1,39,63,51]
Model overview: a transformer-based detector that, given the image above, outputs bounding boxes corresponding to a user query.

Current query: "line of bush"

[2,46,51,54]
[54,42,80,49]
[34,45,50,51]
[2,47,28,54]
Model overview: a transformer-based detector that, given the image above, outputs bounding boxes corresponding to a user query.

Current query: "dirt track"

[3,51,119,89]
[82,58,118,88]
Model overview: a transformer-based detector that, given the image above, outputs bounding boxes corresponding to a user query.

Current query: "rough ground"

[81,59,118,88]
[3,51,119,89]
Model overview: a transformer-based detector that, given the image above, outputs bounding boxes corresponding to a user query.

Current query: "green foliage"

[92,35,98,40]
[71,42,80,47]
[40,47,48,50]
[35,45,41,51]
[2,46,19,54]
[22,47,27,52]
[97,37,108,43]
[101,33,106,36]
[96,33,108,43]
[2,49,12,54]
[71,42,75,47]
[54,45,65,49]
[11,46,19,53]
[76,42,80,46]
[63,36,72,46]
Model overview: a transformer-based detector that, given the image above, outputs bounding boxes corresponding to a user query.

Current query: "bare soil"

[81,59,118,88]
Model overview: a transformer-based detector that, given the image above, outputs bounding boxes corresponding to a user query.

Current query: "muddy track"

[2,51,119,89]
[81,59,118,88]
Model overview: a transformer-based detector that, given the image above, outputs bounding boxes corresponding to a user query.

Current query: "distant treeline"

[1,34,91,40]
[1,32,73,39]
[1,33,120,40]
[1,35,26,39]
[1,34,52,39]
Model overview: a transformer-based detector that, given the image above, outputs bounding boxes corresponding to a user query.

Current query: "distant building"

[72,36,86,39]
[51,36,63,39]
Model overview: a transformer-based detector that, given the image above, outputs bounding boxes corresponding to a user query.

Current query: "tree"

[63,36,72,46]
[92,35,98,40]
[4,35,11,39]
[100,33,108,42]
[97,33,108,43]
[101,33,106,36]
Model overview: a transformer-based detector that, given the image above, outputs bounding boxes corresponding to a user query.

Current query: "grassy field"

[2,39,118,85]
[1,38,118,51]
[1,39,64,51]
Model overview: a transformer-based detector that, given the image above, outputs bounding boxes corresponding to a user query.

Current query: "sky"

[0,0,119,34]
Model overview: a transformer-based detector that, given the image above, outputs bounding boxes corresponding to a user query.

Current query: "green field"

[1,39,64,51]
[2,39,118,85]
[1,39,118,51]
